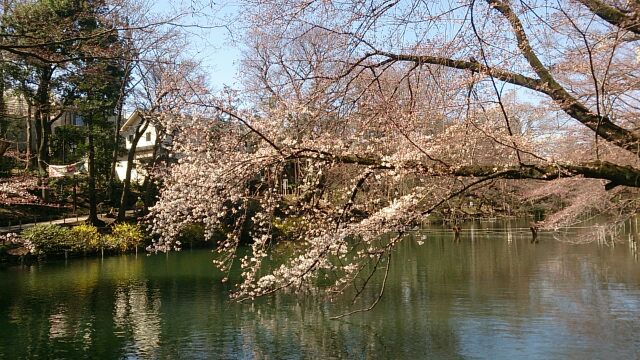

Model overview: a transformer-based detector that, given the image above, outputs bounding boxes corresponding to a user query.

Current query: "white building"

[115,110,162,183]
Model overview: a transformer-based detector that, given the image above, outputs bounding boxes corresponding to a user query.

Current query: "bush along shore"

[0,223,146,263]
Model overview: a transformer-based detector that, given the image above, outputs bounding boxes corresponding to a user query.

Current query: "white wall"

[124,124,157,151]
[115,160,146,183]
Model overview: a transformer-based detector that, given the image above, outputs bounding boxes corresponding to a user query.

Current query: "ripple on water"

[1,223,640,359]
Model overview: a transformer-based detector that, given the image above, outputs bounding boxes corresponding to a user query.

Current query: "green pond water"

[1,219,639,359]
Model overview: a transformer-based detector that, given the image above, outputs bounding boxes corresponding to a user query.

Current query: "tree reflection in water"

[0,218,638,359]
[113,281,162,357]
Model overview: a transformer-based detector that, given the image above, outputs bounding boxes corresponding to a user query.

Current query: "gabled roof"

[120,109,145,132]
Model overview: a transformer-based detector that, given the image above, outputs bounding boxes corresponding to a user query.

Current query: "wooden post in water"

[530,222,539,243]
[452,225,461,242]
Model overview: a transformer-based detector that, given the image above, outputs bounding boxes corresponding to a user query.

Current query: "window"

[128,134,133,143]
[146,132,151,142]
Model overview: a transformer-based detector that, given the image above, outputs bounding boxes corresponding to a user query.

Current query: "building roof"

[120,109,145,132]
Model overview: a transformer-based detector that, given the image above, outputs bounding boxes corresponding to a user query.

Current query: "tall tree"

[148,0,640,303]
[2,0,127,217]
[63,1,127,225]
[3,0,81,173]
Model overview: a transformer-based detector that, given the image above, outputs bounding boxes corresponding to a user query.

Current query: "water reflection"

[113,281,162,357]
[0,218,639,359]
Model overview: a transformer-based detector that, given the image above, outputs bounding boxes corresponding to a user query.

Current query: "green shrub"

[176,223,228,249]
[178,223,205,242]
[104,223,145,253]
[22,224,72,255]
[273,216,306,240]
[69,224,100,252]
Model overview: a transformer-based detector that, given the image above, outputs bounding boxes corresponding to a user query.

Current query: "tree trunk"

[25,104,32,170]
[87,114,100,225]
[108,102,123,201]
[118,118,149,221]
[33,109,49,201]
[108,63,131,202]
[0,3,5,142]
[34,68,52,175]
[141,129,164,212]
[35,69,53,201]
[34,108,44,172]
[42,118,52,166]
[0,65,5,140]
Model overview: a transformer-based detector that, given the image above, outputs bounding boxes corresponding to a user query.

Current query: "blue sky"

[152,1,242,91]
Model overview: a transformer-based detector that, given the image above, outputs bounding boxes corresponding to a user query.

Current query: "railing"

[0,213,86,234]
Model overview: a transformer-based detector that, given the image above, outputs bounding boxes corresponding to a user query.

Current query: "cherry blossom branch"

[330,253,392,320]
[370,50,544,92]
[210,105,283,154]
[485,0,640,156]
[470,0,523,164]
[336,168,374,231]
[353,1,640,157]
[287,148,640,188]
[576,0,640,35]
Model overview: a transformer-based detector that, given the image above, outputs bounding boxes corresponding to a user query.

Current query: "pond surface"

[1,219,639,359]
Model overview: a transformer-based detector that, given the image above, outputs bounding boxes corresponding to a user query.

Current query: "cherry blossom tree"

[149,0,639,307]
[118,55,209,221]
